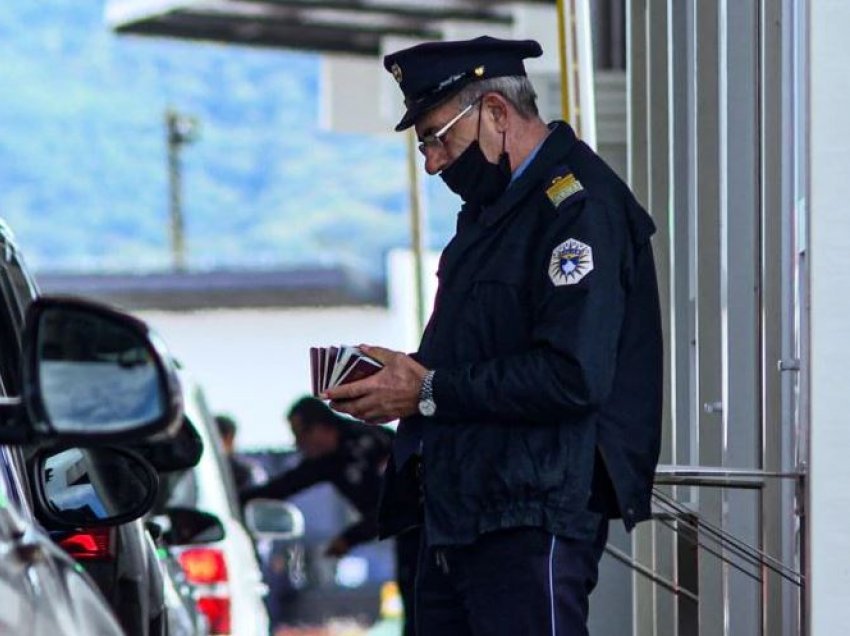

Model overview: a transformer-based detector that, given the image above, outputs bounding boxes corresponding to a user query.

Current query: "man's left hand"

[323,345,427,424]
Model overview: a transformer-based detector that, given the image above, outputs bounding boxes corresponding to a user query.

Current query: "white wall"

[136,249,438,450]
[808,0,850,630]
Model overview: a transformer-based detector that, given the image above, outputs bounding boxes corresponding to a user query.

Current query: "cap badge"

[391,63,403,84]
[549,238,594,286]
[474,65,485,77]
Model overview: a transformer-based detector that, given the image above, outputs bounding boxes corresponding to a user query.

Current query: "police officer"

[240,397,420,636]
[325,36,663,636]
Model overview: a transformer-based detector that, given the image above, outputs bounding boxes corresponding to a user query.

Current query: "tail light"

[177,547,231,634]
[197,596,231,635]
[178,547,228,584]
[58,528,114,560]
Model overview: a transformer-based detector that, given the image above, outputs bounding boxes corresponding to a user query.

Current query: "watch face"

[418,399,436,417]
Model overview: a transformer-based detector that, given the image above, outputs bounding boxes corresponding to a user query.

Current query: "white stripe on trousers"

[549,535,557,636]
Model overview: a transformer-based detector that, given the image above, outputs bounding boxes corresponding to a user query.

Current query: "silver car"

[157,370,271,636]
[0,221,185,635]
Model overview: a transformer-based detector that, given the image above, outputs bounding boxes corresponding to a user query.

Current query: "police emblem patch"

[390,63,403,84]
[549,238,594,286]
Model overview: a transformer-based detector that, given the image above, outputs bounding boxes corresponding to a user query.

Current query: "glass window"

[0,447,27,514]
[0,234,37,394]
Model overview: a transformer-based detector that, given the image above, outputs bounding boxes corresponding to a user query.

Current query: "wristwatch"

[418,370,437,417]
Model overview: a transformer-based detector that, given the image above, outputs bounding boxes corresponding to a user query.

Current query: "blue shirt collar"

[509,130,551,185]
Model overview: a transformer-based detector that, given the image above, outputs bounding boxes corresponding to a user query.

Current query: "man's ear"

[482,93,510,132]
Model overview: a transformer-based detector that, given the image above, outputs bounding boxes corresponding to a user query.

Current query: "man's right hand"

[323,344,427,424]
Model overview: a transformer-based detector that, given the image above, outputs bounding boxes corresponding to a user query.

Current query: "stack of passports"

[310,346,383,396]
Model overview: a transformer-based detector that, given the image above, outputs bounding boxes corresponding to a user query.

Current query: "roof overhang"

[37,268,385,310]
[105,0,552,55]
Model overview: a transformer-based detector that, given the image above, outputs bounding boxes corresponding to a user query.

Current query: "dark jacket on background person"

[381,121,663,547]
[229,455,260,492]
[242,422,394,547]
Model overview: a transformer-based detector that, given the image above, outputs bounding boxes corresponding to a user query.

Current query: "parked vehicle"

[55,514,171,634]
[59,416,207,636]
[0,220,183,635]
[0,220,194,636]
[151,507,228,636]
[154,371,273,635]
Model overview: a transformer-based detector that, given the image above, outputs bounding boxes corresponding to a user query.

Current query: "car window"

[0,449,14,503]
[191,386,241,515]
[0,446,30,515]
[158,469,199,509]
[157,381,242,522]
[0,231,37,394]
[0,233,36,329]
[0,232,35,515]
[0,277,21,394]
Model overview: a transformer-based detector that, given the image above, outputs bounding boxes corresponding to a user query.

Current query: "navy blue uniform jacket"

[380,122,663,546]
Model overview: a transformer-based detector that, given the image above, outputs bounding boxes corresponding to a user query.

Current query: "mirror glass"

[41,447,156,525]
[37,307,165,433]
[244,499,305,540]
[160,507,225,545]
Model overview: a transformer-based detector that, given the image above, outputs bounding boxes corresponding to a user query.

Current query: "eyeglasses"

[417,102,477,155]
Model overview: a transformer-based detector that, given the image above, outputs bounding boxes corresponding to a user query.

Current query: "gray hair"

[455,75,539,119]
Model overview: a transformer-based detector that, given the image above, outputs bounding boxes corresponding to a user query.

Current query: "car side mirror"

[157,507,225,545]
[129,417,204,473]
[34,446,158,527]
[243,499,305,541]
[0,297,183,444]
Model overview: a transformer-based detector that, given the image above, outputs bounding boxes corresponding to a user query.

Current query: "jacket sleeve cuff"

[432,368,462,419]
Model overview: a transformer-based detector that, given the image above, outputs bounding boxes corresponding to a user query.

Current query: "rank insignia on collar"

[391,63,403,84]
[546,172,584,207]
[549,238,594,286]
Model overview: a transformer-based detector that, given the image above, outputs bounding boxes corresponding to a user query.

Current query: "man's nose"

[423,146,449,175]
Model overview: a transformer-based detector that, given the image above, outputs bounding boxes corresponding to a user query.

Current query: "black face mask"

[439,140,511,208]
[439,102,511,208]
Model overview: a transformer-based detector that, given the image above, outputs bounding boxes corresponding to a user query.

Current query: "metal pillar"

[405,129,427,335]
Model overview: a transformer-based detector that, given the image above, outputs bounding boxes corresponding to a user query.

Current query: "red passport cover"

[310,346,383,396]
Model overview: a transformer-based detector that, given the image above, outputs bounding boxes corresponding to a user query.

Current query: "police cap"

[383,35,543,132]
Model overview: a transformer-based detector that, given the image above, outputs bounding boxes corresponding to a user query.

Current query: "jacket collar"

[478,121,579,228]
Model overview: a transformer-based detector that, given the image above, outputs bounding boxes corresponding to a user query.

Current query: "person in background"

[240,397,419,636]
[215,414,264,491]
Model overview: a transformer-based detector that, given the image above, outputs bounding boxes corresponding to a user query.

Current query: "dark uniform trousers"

[396,528,422,636]
[416,519,609,636]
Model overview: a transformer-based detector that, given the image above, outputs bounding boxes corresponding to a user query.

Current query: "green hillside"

[0,0,458,277]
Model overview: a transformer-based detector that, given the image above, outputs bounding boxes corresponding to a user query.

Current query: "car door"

[0,445,126,636]
[0,448,39,634]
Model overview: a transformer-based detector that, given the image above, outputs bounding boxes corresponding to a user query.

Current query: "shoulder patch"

[549,238,594,286]
[545,170,584,208]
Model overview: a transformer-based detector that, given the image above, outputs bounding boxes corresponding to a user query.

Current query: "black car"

[0,221,209,636]
[0,219,184,635]
[56,418,207,636]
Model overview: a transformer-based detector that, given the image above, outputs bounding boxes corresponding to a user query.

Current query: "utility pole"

[165,109,199,272]
[406,128,427,335]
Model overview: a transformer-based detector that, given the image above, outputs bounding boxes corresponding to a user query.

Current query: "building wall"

[808,0,850,630]
[136,250,438,449]
[138,305,399,448]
